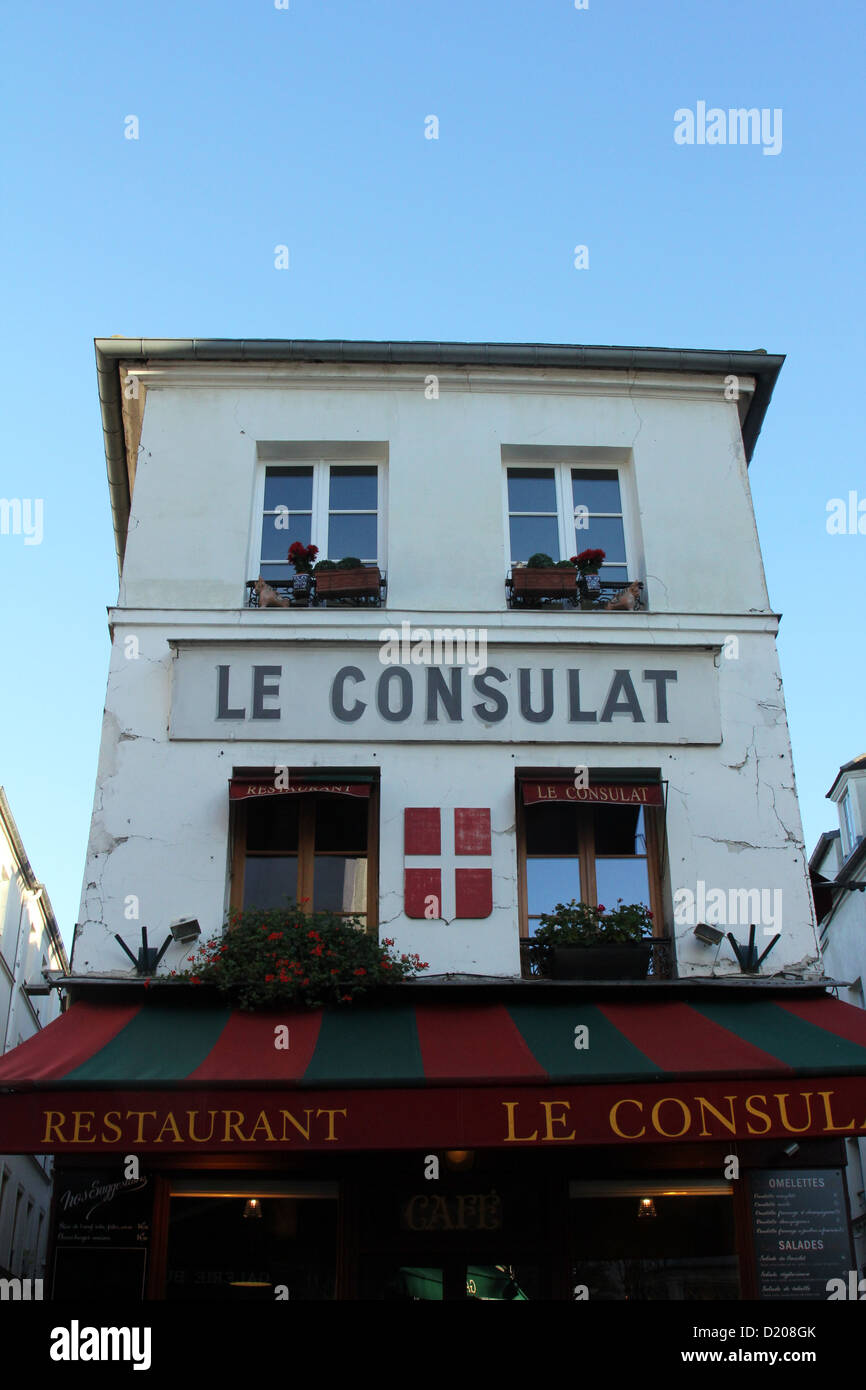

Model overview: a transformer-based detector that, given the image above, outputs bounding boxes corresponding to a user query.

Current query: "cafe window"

[257,460,382,583]
[516,781,663,937]
[505,463,630,579]
[230,776,378,928]
[165,1179,339,1302]
[569,1179,740,1301]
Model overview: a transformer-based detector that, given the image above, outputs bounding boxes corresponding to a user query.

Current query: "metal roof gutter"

[95,338,785,578]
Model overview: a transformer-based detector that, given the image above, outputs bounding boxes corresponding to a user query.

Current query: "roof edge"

[95,338,785,577]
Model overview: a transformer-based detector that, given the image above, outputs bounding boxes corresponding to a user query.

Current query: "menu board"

[51,1167,152,1299]
[750,1169,853,1299]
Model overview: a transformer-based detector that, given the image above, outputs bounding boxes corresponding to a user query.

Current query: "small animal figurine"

[605,581,643,611]
[254,577,290,608]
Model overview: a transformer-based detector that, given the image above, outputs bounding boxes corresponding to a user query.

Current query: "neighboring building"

[810,753,866,1274]
[1,337,865,1302]
[0,787,68,1285]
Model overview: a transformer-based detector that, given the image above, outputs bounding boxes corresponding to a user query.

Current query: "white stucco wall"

[72,362,818,981]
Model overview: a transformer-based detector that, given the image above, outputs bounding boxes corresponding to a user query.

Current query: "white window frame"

[250,455,386,579]
[502,458,640,580]
[840,790,857,855]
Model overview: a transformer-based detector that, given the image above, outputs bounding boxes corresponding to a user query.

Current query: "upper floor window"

[258,462,381,583]
[840,790,857,855]
[506,464,628,580]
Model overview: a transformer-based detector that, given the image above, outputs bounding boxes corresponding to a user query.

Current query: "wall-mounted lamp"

[170,917,202,944]
[783,1142,800,1158]
[637,1197,657,1218]
[243,1198,263,1219]
[444,1150,475,1172]
[693,922,724,946]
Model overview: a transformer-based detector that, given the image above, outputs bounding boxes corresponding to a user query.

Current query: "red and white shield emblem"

[403,807,493,920]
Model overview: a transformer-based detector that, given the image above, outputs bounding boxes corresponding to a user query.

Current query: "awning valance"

[521,780,663,806]
[1,994,866,1153]
[230,776,371,800]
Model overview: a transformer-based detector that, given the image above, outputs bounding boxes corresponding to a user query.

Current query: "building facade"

[810,754,866,1275]
[1,338,865,1302]
[0,787,68,1288]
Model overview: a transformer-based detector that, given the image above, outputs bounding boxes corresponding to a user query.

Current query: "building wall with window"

[0,788,68,1281]
[73,345,819,982]
[811,756,866,1270]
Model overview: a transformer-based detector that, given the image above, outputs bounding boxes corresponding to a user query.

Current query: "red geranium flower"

[353,968,367,977]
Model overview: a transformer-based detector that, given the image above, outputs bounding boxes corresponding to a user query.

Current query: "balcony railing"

[246,571,387,609]
[519,936,675,981]
[506,573,645,612]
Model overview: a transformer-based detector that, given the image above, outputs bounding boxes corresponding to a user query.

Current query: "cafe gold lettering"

[401,1191,503,1232]
[39,1106,349,1147]
[541,1101,576,1141]
[609,1099,646,1139]
[817,1090,857,1133]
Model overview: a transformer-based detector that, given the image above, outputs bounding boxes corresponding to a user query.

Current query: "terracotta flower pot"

[512,567,577,599]
[315,566,381,599]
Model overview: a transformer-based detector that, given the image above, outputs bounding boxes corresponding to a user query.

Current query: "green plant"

[526,552,555,568]
[336,556,363,569]
[555,559,576,568]
[526,899,653,963]
[313,559,338,572]
[172,904,428,1010]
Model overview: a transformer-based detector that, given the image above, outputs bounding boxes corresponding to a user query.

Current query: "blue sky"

[1,0,862,948]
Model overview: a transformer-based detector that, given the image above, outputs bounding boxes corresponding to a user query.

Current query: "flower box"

[552,942,652,980]
[511,567,577,599]
[315,566,381,599]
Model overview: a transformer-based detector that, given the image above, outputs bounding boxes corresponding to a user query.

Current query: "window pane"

[594,807,646,856]
[261,512,311,559]
[527,859,582,918]
[595,858,651,910]
[328,513,378,560]
[329,467,377,510]
[264,468,313,511]
[571,470,622,514]
[259,562,294,582]
[508,469,557,512]
[243,857,298,909]
[509,516,560,563]
[246,799,299,852]
[572,516,626,564]
[315,797,368,852]
[525,803,584,854]
[313,856,367,913]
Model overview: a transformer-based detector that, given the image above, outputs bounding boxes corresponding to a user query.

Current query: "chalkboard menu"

[750,1169,854,1300]
[52,1166,152,1299]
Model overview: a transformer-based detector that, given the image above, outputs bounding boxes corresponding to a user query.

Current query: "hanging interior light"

[637,1197,657,1218]
[243,1198,263,1219]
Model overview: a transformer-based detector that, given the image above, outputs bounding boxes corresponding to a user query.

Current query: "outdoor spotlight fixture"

[726,924,781,974]
[114,926,172,975]
[783,1142,800,1158]
[637,1198,657,1218]
[170,916,202,944]
[694,922,724,945]
[243,1199,263,1219]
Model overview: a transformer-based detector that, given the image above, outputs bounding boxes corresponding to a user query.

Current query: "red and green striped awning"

[1,995,865,1153]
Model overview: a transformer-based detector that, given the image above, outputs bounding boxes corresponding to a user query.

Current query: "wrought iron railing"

[519,936,676,981]
[246,572,387,608]
[506,574,645,611]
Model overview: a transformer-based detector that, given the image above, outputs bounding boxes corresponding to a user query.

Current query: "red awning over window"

[230,776,371,800]
[521,780,663,806]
